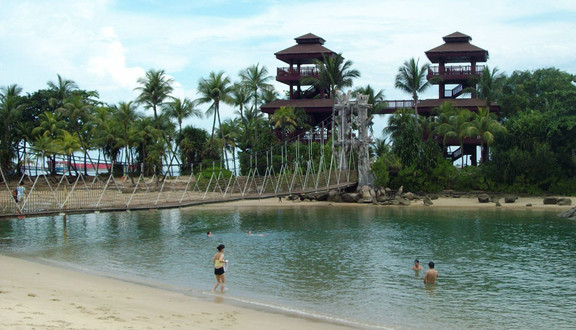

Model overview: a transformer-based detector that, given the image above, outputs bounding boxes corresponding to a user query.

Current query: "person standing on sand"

[212,244,227,292]
[423,261,438,284]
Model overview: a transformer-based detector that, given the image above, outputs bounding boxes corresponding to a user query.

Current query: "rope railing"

[0,151,357,218]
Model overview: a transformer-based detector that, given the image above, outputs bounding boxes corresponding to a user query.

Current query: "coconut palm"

[0,84,25,172]
[32,112,67,175]
[57,94,96,174]
[164,97,202,138]
[197,71,232,168]
[474,66,505,106]
[430,101,459,150]
[47,74,78,109]
[395,58,430,113]
[270,106,298,156]
[301,53,360,98]
[134,69,174,122]
[229,83,251,126]
[218,118,242,173]
[56,131,82,175]
[468,107,507,163]
[113,101,140,170]
[353,84,386,133]
[239,64,272,114]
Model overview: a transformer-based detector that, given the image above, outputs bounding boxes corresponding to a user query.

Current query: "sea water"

[1,205,575,329]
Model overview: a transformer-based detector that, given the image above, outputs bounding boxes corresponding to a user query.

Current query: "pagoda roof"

[275,33,335,65]
[425,32,489,63]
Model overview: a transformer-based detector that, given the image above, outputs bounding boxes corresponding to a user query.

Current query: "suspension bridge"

[1,92,373,219]
[0,146,358,219]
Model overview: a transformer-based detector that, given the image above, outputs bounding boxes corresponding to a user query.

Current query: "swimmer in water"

[423,261,438,284]
[412,259,424,271]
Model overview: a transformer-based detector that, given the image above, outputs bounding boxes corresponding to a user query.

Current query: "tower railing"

[277,66,319,79]
[428,64,486,76]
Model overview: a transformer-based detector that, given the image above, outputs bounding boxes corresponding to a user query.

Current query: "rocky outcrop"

[559,206,576,220]
[558,198,572,206]
[544,197,572,206]
[543,197,559,205]
[504,195,518,203]
[478,194,491,203]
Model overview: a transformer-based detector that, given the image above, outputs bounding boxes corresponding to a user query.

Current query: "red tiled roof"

[275,33,335,64]
[425,32,489,63]
[295,33,326,44]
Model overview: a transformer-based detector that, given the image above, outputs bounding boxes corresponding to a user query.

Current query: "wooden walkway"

[1,170,358,219]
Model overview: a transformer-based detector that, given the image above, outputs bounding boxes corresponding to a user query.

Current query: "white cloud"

[0,0,575,134]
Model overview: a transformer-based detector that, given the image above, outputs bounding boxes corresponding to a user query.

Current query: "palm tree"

[395,58,430,113]
[475,66,505,106]
[57,94,95,174]
[430,101,459,151]
[270,106,298,156]
[468,107,507,163]
[302,53,360,98]
[196,71,231,168]
[229,83,251,126]
[92,106,122,167]
[56,131,82,175]
[0,84,25,172]
[239,64,272,114]
[32,112,66,175]
[218,118,242,173]
[113,101,140,171]
[164,97,202,138]
[451,109,476,167]
[353,84,385,133]
[134,69,174,121]
[47,74,78,109]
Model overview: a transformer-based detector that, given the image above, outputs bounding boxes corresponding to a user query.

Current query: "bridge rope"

[0,119,358,218]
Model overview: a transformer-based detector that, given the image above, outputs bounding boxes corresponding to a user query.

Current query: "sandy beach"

[1,195,574,329]
[205,194,575,211]
[0,254,353,329]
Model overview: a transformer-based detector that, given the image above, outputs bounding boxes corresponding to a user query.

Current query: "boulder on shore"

[341,193,360,203]
[558,198,572,206]
[543,197,559,205]
[504,195,518,203]
[478,194,490,203]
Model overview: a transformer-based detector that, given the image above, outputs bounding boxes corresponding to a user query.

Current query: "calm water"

[1,206,575,329]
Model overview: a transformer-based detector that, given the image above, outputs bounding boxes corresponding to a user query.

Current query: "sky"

[1,0,575,137]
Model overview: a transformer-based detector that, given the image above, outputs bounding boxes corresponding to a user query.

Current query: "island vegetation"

[1,57,575,195]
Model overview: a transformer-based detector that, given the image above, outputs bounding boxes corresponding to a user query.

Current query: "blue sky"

[1,0,575,136]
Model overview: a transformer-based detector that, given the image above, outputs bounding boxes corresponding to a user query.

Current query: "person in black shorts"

[212,244,227,292]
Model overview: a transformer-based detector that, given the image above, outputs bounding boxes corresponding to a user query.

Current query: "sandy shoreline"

[0,254,355,329]
[1,196,574,329]
[202,195,575,211]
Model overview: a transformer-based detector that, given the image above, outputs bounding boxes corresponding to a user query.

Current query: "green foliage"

[452,166,493,191]
[384,108,423,166]
[549,176,576,196]
[388,139,456,192]
[371,156,389,187]
[196,165,233,180]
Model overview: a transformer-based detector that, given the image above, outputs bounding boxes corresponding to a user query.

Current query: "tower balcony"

[276,66,319,84]
[427,64,485,84]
